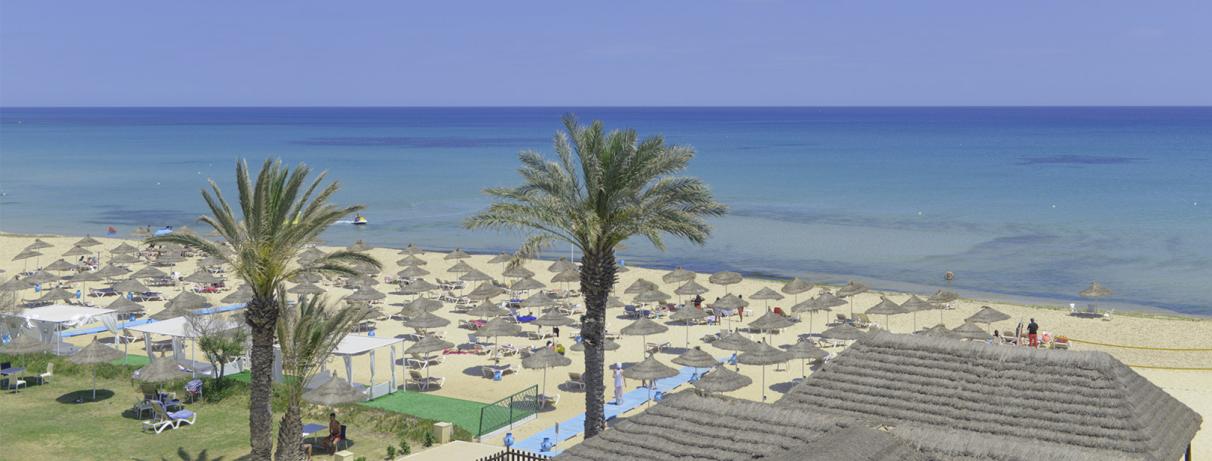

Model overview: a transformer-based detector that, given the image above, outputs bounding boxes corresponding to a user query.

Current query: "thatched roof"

[749,287,784,301]
[550,269,579,283]
[1079,281,1113,298]
[111,276,149,294]
[758,426,927,461]
[776,332,1203,461]
[632,289,671,304]
[444,248,471,260]
[781,277,814,295]
[674,280,709,296]
[661,267,695,284]
[708,271,742,285]
[396,265,430,278]
[965,306,1010,324]
[620,317,668,336]
[510,277,546,291]
[502,265,536,279]
[547,257,577,273]
[446,260,474,273]
[399,244,425,256]
[396,255,427,266]
[623,278,657,294]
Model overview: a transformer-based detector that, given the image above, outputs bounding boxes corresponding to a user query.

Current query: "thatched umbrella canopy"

[400,279,438,295]
[62,246,93,258]
[38,287,76,303]
[401,297,444,314]
[781,277,814,298]
[165,291,210,311]
[70,340,127,400]
[303,372,364,406]
[94,264,130,278]
[623,355,678,381]
[707,271,742,293]
[710,332,757,355]
[197,256,226,268]
[669,307,710,348]
[749,287,784,311]
[478,317,522,338]
[67,270,103,285]
[110,242,140,255]
[444,248,471,260]
[620,316,669,360]
[396,266,430,278]
[403,311,450,330]
[346,240,372,252]
[737,342,791,400]
[623,278,657,295]
[1080,281,1113,298]
[399,244,424,256]
[149,303,194,321]
[109,253,142,265]
[396,255,427,267]
[487,253,511,264]
[446,260,474,273]
[966,305,1011,326]
[571,338,620,352]
[820,324,867,342]
[674,280,709,297]
[467,282,506,300]
[547,258,577,273]
[510,277,546,292]
[791,291,844,333]
[632,289,670,305]
[468,300,509,319]
[784,340,828,378]
[134,357,189,384]
[662,267,696,284]
[898,295,935,331]
[836,281,869,317]
[44,259,78,272]
[928,289,958,304]
[502,266,536,279]
[606,296,625,309]
[0,331,51,355]
[406,335,454,356]
[866,296,908,332]
[672,347,719,369]
[288,283,325,296]
[532,310,576,328]
[182,270,222,285]
[107,296,146,315]
[550,268,579,284]
[916,324,960,339]
[27,239,54,250]
[521,347,571,397]
[459,269,493,283]
[747,311,795,337]
[221,285,253,304]
[951,322,992,341]
[130,266,167,280]
[75,236,103,247]
[297,247,326,264]
[1,277,30,292]
[693,365,751,394]
[345,287,386,303]
[346,274,379,288]
[13,249,42,261]
[155,253,186,265]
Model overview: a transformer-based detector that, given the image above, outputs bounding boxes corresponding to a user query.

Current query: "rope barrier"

[1066,339,1212,352]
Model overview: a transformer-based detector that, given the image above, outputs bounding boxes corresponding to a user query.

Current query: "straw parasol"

[709,293,747,328]
[107,296,146,315]
[510,277,546,292]
[27,238,54,250]
[521,347,571,397]
[606,296,625,309]
[130,266,168,280]
[780,277,814,304]
[747,311,795,341]
[632,289,671,305]
[396,266,430,278]
[134,356,190,384]
[399,244,424,256]
[692,365,751,394]
[487,253,511,264]
[674,280,709,297]
[710,332,757,357]
[836,281,869,317]
[547,258,577,273]
[346,274,379,288]
[820,324,867,342]
[62,246,93,258]
[749,287,784,311]
[288,283,325,296]
[149,303,194,321]
[916,324,960,339]
[792,291,845,334]
[737,342,791,401]
[672,347,719,381]
[444,248,471,260]
[110,242,140,255]
[399,279,438,295]
[345,287,386,303]
[550,269,579,293]
[467,282,506,300]
[966,306,1011,332]
[468,300,509,319]
[899,295,935,331]
[44,259,78,272]
[297,247,326,264]
[38,287,76,303]
[183,270,222,285]
[951,322,992,341]
[620,317,669,360]
[623,278,658,295]
[784,340,828,378]
[401,297,444,315]
[346,240,372,252]
[459,269,493,283]
[70,340,126,400]
[1,277,30,293]
[12,249,42,272]
[866,296,908,332]
[477,317,522,362]
[0,331,51,355]
[109,253,142,265]
[75,236,103,247]
[396,254,427,266]
[165,291,211,311]
[446,260,474,273]
[670,307,709,348]
[502,266,536,279]
[570,338,620,352]
[662,267,696,284]
[406,335,454,356]
[622,355,679,406]
[1079,281,1113,298]
[222,285,253,304]
[94,264,130,278]
[303,372,365,406]
[403,311,450,331]
[155,253,186,265]
[708,271,742,293]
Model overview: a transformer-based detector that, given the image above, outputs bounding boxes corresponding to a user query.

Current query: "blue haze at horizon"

[0,107,1208,314]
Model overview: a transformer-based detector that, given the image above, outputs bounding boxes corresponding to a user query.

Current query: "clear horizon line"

[3,104,1212,110]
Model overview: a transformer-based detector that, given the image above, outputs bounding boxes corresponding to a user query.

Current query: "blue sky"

[1,1,1209,106]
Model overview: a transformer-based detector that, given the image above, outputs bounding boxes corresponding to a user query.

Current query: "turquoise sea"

[0,107,1209,315]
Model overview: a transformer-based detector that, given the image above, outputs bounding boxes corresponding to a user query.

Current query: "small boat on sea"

[353,214,368,226]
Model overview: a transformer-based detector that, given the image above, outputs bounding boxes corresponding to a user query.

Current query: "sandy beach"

[3,232,1209,455]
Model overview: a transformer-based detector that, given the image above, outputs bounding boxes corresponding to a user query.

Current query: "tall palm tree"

[147,159,378,459]
[466,115,725,438]
[275,294,370,461]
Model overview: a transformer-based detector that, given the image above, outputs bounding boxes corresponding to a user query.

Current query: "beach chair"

[408,370,444,391]
[405,358,429,370]
[1102,309,1114,321]
[144,401,195,433]
[853,313,874,329]
[541,393,560,410]
[646,341,671,354]
[624,305,640,318]
[567,372,586,391]
[39,363,53,384]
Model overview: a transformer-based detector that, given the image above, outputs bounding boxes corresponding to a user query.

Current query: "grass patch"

[360,392,486,435]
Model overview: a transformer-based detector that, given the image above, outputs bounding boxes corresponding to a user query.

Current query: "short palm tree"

[466,115,725,438]
[147,159,378,459]
[275,294,370,461]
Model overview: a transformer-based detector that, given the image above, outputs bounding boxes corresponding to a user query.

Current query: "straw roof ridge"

[773,332,1202,461]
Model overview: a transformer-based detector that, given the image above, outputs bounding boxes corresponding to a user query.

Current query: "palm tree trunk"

[275,393,305,461]
[247,298,279,460]
[579,249,615,439]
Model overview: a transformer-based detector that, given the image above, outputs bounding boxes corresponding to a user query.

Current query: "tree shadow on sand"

[134,447,252,461]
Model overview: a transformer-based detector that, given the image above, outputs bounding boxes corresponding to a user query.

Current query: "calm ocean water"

[1,107,1209,315]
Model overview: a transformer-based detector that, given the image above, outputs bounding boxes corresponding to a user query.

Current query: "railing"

[475,448,551,461]
[477,385,539,437]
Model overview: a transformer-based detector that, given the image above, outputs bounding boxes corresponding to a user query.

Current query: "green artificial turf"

[360,391,487,434]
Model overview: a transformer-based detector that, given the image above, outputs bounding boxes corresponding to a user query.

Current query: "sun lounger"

[408,370,445,391]
[540,393,560,410]
[567,372,586,391]
[89,287,118,297]
[143,401,195,433]
[646,341,671,354]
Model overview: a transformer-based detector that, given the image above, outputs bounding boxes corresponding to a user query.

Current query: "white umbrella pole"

[761,365,767,401]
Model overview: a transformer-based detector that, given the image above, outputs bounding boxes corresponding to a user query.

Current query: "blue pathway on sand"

[512,360,714,456]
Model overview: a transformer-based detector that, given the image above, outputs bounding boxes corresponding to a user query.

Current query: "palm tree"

[274,294,370,461]
[147,159,378,459]
[466,115,725,438]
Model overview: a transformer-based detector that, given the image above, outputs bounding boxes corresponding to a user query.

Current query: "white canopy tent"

[127,316,242,377]
[16,304,115,355]
[330,334,404,399]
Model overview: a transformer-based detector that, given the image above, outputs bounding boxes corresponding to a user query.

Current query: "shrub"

[423,430,435,447]
[398,439,411,455]
[386,445,396,460]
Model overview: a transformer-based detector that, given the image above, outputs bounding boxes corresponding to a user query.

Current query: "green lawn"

[361,391,487,435]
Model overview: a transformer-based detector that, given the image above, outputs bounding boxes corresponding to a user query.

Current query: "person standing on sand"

[612,363,624,405]
[1027,318,1039,348]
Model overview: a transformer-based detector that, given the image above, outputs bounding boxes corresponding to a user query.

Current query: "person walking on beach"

[612,363,624,405]
[1027,318,1040,348]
